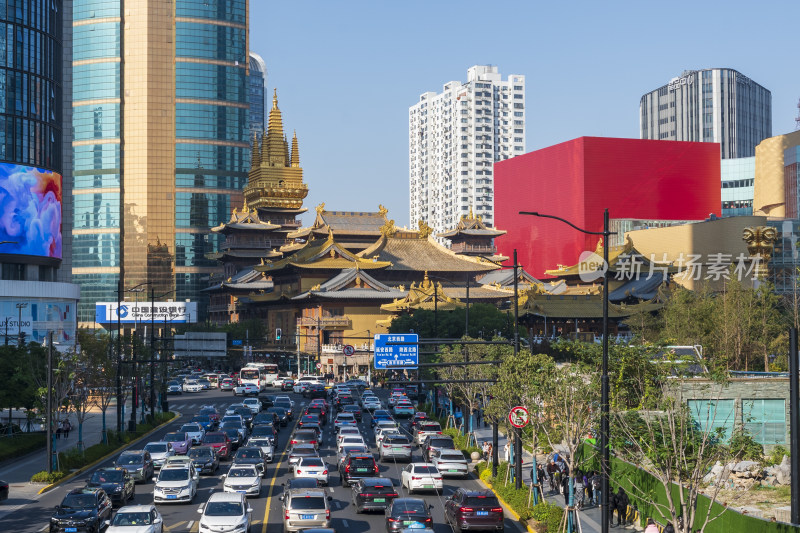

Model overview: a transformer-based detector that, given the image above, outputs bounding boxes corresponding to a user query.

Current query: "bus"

[239,363,279,391]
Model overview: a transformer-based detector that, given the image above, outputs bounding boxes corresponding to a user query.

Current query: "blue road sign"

[231,340,243,346]
[374,333,418,369]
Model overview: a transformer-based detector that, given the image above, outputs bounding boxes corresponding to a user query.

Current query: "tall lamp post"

[520,209,610,533]
[119,282,148,432]
[150,289,175,423]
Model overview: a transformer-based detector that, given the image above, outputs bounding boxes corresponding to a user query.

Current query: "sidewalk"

[471,424,641,533]
[0,399,133,521]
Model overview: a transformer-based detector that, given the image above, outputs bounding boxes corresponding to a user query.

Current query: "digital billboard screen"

[0,163,62,259]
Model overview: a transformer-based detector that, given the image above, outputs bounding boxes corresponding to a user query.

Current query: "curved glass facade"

[249,52,266,138]
[72,0,120,321]
[0,0,62,170]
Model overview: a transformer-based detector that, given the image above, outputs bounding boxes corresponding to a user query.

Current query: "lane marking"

[343,519,349,527]
[262,414,302,533]
[186,520,194,529]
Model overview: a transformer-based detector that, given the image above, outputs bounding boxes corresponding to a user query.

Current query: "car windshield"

[300,458,324,467]
[237,449,260,458]
[165,433,185,441]
[465,496,501,506]
[290,496,326,510]
[392,500,427,514]
[386,436,411,444]
[145,444,168,454]
[440,452,465,461]
[342,437,363,444]
[204,434,225,443]
[180,425,200,433]
[341,446,367,456]
[295,431,316,440]
[420,423,441,431]
[158,469,189,481]
[204,502,244,516]
[116,454,141,465]
[188,448,213,459]
[199,408,216,415]
[228,467,258,478]
[337,414,354,421]
[111,512,152,526]
[223,429,240,439]
[250,439,270,446]
[350,458,375,468]
[90,470,123,483]
[61,494,96,508]
[429,438,454,447]
[413,466,438,473]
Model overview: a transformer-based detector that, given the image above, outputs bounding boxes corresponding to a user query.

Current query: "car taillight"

[374,465,379,473]
[388,518,398,522]
[459,507,474,513]
[412,476,421,480]
[310,441,316,445]
[322,469,328,475]
[285,512,290,520]
[290,440,297,444]
[296,469,301,473]
[491,507,503,513]
[345,465,350,472]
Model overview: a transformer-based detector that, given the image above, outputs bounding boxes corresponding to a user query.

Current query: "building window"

[688,399,735,442]
[743,399,786,445]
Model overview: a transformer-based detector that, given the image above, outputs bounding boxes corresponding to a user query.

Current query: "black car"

[273,401,293,418]
[0,479,7,501]
[85,467,134,506]
[304,405,327,424]
[222,427,243,451]
[421,435,456,462]
[303,383,327,399]
[113,450,154,483]
[385,497,434,532]
[445,488,505,532]
[339,453,379,487]
[232,447,267,475]
[298,413,321,429]
[250,423,278,443]
[187,446,220,474]
[232,406,254,426]
[50,487,113,533]
[267,407,289,426]
[253,412,279,427]
[350,477,398,513]
[335,395,355,411]
[290,429,320,450]
[342,404,363,421]
[258,394,276,409]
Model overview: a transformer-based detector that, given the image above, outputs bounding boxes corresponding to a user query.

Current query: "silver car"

[379,434,413,462]
[144,441,174,469]
[430,448,469,478]
[292,456,329,486]
[280,488,331,532]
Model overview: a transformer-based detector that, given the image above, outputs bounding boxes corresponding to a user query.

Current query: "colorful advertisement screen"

[0,164,62,259]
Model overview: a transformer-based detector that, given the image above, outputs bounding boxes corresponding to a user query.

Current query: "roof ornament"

[380,218,397,237]
[422,271,431,290]
[417,219,434,239]
[316,202,325,215]
[378,204,389,218]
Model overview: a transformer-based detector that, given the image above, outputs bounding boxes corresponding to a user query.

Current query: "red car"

[444,488,504,532]
[202,431,231,460]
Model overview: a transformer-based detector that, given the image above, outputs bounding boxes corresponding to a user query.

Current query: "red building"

[494,137,721,278]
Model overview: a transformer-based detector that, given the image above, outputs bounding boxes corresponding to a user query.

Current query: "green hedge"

[31,412,176,482]
[0,432,46,462]
[31,470,67,483]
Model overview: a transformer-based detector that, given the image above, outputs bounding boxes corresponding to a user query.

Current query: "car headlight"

[251,479,260,486]
[113,486,122,492]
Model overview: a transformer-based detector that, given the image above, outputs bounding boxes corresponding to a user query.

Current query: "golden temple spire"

[283,134,290,164]
[266,88,287,167]
[291,130,300,167]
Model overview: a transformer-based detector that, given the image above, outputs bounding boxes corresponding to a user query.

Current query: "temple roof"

[204,268,275,292]
[288,204,390,239]
[207,248,283,261]
[544,236,680,278]
[211,199,282,234]
[292,268,407,301]
[255,232,392,273]
[437,208,507,238]
[609,275,668,301]
[478,269,541,287]
[357,229,498,273]
[380,272,465,313]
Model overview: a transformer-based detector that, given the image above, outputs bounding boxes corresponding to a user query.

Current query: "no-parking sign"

[508,405,529,428]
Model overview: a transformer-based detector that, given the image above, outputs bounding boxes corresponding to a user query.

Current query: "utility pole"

[46,332,53,473]
[150,288,156,424]
[116,280,123,433]
[16,302,28,345]
[513,249,522,490]
[317,310,321,375]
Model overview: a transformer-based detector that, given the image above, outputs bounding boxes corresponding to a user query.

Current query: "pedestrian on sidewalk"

[486,442,493,464]
[482,441,490,462]
[536,464,546,492]
[547,461,558,492]
[474,407,482,428]
[55,422,62,439]
[644,518,659,533]
[615,487,629,526]
[503,442,510,463]
[591,471,602,506]
[561,475,570,506]
[64,419,71,439]
[585,471,593,505]
[574,471,585,509]
[609,488,619,527]
[663,522,675,533]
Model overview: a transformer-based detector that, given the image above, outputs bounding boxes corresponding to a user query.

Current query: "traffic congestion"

[32,366,519,533]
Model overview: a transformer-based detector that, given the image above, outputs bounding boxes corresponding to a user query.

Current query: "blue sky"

[250,1,800,227]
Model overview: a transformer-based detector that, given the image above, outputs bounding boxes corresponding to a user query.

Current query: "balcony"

[298,316,352,329]
[321,343,373,354]
[450,242,497,254]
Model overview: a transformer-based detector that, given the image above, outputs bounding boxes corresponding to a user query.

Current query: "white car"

[275,395,295,409]
[167,383,183,395]
[246,438,274,462]
[333,413,357,432]
[376,428,402,448]
[234,384,260,396]
[242,398,261,414]
[223,464,262,497]
[362,397,382,411]
[153,464,199,503]
[293,456,329,485]
[387,393,406,407]
[183,380,202,393]
[179,423,205,445]
[337,435,367,454]
[105,504,164,533]
[374,420,399,439]
[144,441,174,469]
[272,375,292,387]
[401,463,443,494]
[198,492,253,533]
[293,376,324,394]
[336,427,362,444]
[431,449,470,478]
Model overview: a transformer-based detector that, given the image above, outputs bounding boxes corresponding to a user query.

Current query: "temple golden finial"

[251,132,260,167]
[380,218,397,237]
[379,204,388,218]
[468,206,474,219]
[418,219,433,239]
[291,130,300,167]
[242,196,248,214]
[316,202,325,215]
[273,87,278,108]
[422,271,431,290]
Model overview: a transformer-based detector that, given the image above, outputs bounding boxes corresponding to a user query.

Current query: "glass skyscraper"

[72,0,249,323]
[640,68,771,159]
[249,52,266,138]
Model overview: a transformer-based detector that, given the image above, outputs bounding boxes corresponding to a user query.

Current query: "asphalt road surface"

[5,386,524,533]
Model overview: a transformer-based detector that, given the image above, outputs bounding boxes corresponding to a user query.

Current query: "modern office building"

[248,52,267,138]
[494,137,721,278]
[409,65,525,237]
[721,157,755,217]
[0,0,79,349]
[640,68,771,159]
[71,0,250,324]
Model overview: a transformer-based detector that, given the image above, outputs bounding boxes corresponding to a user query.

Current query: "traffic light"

[276,328,282,341]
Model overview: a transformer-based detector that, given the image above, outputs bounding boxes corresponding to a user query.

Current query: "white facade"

[409,66,525,235]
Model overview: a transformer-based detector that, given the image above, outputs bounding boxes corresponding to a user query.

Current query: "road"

[4,386,525,533]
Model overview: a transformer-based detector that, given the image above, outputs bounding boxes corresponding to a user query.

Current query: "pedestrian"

[615,487,629,526]
[454,407,463,430]
[487,442,493,464]
[663,522,675,533]
[591,471,602,506]
[547,461,558,492]
[503,442,510,463]
[609,488,619,527]
[644,518,659,533]
[482,441,490,462]
[65,419,72,439]
[536,464,546,491]
[574,472,585,509]
[474,407,482,428]
[583,471,592,506]
[561,475,570,506]
[55,421,62,439]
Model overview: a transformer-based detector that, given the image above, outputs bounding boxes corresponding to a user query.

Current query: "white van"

[293,375,324,394]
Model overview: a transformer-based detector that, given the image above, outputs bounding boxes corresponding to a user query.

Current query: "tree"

[0,345,38,432]
[388,303,525,340]
[610,364,746,533]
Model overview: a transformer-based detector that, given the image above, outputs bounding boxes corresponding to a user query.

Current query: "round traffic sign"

[316,362,322,369]
[343,344,355,356]
[508,405,529,428]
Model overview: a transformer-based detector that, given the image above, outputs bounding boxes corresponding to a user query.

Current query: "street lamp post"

[520,209,610,533]
[150,289,175,424]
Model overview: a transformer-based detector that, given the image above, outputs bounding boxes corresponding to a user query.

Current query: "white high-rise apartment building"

[409,65,525,235]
